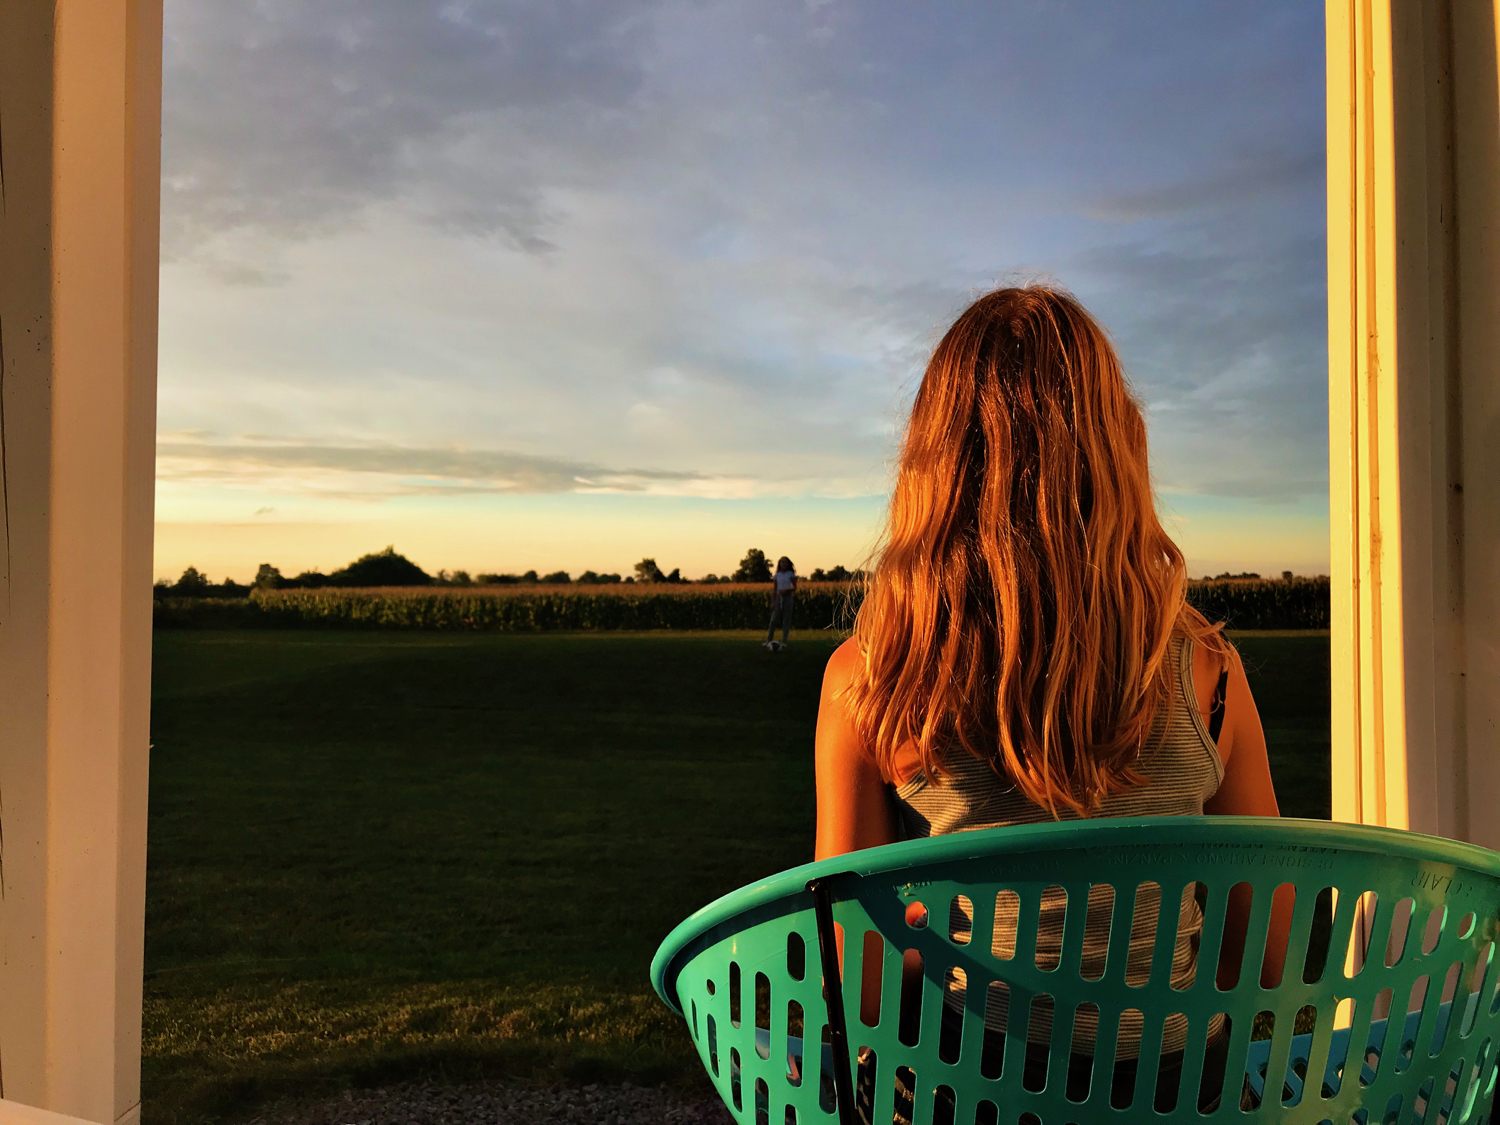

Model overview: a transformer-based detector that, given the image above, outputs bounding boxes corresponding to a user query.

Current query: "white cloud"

[154,434,886,501]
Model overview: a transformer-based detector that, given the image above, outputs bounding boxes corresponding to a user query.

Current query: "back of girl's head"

[849,285,1223,815]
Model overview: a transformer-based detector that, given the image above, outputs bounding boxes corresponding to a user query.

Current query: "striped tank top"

[891,634,1224,1058]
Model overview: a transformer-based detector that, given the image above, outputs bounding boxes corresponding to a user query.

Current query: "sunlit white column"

[0,2,162,1122]
[1327,0,1500,846]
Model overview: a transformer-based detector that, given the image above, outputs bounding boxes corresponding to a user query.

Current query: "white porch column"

[1327,0,1500,846]
[0,3,162,1124]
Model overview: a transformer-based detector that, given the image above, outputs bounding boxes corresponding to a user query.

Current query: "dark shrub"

[329,547,431,588]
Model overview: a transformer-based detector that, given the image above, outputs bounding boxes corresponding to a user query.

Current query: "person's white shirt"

[774,570,796,594]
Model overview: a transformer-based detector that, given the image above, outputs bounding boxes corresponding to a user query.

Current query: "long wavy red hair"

[848,286,1227,816]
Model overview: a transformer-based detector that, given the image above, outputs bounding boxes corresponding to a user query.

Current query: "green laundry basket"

[651,817,1500,1125]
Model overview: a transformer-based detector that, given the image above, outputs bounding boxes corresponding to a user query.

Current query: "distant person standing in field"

[764,556,797,649]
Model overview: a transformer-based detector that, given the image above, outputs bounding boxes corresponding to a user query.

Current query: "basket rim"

[650,815,1500,1013]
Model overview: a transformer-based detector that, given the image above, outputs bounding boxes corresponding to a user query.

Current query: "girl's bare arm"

[815,638,899,860]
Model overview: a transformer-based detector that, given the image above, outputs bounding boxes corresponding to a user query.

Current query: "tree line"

[155,546,865,598]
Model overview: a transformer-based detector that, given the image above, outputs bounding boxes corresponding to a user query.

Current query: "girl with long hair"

[766,555,797,649]
[814,286,1286,1114]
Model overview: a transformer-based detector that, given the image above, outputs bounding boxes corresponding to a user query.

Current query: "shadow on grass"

[145,979,712,1125]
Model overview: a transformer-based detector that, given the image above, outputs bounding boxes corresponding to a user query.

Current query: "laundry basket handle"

[809,877,859,1125]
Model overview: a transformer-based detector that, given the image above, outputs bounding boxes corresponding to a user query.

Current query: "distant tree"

[173,566,212,596]
[623,576,636,584]
[253,563,283,589]
[290,570,331,588]
[542,570,571,584]
[808,568,827,581]
[450,570,473,587]
[699,573,720,583]
[733,548,772,583]
[153,579,173,600]
[522,570,539,583]
[579,572,623,584]
[824,564,852,582]
[329,546,431,588]
[634,558,666,583]
[663,567,683,583]
[1282,570,1294,581]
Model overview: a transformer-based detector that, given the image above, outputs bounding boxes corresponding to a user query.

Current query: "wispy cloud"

[1085,148,1323,221]
[157,436,708,495]
[154,436,880,500]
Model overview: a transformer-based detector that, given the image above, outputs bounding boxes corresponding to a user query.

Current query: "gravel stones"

[242,1081,736,1125]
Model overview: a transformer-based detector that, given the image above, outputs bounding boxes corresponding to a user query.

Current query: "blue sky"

[155,0,1328,582]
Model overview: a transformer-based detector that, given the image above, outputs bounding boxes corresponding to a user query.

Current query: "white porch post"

[1327,0,1500,846]
[0,3,162,1123]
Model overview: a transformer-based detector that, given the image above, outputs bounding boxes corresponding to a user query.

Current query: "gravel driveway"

[243,1081,736,1125]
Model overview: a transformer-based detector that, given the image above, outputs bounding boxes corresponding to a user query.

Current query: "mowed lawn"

[144,630,1329,1124]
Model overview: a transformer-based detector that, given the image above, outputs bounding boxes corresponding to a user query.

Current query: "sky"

[155,0,1329,584]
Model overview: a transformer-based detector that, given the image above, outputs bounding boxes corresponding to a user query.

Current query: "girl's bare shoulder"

[823,636,863,692]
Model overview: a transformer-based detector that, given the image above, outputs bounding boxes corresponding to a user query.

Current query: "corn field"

[154,577,1328,632]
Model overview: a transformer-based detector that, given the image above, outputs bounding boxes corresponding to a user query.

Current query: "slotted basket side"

[653,818,1500,1125]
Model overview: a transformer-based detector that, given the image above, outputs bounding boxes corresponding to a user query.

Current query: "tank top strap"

[1173,633,1225,784]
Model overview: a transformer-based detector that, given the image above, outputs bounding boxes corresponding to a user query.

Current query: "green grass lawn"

[144,630,1329,1123]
